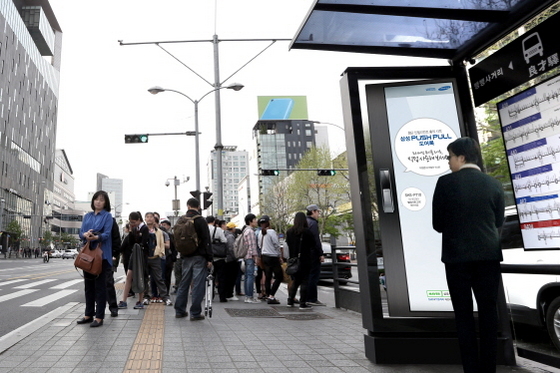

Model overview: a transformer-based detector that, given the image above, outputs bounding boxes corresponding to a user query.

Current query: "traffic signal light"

[203,191,213,210]
[317,169,336,176]
[190,190,201,201]
[124,134,149,143]
[261,169,280,176]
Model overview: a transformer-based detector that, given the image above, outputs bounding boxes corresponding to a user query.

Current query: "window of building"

[305,129,312,136]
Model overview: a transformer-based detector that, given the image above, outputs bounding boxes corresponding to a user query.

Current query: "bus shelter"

[291,0,560,367]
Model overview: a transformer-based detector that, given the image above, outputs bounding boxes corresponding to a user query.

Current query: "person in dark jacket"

[174,198,212,320]
[306,204,325,306]
[286,212,315,309]
[433,137,505,373]
[118,211,150,310]
[105,218,121,317]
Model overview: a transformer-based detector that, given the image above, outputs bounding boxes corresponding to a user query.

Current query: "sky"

[48,0,445,219]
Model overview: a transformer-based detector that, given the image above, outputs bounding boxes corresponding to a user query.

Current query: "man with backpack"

[174,198,212,320]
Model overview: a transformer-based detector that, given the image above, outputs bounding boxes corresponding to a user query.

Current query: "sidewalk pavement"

[0,280,556,373]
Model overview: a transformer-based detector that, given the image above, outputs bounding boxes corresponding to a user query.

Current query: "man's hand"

[207,261,213,269]
[320,255,325,263]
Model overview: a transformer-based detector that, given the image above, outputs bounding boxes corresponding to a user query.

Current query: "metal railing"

[331,246,361,312]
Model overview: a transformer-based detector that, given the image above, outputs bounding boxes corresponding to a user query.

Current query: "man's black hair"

[244,213,256,225]
[447,137,481,165]
[187,198,200,209]
[206,216,216,224]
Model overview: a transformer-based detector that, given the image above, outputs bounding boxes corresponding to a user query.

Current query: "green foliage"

[286,147,350,238]
[41,230,54,247]
[6,220,23,242]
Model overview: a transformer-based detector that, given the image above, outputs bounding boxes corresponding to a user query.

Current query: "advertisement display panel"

[257,96,308,120]
[382,81,462,312]
[498,74,560,250]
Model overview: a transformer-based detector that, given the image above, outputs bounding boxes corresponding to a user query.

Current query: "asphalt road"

[0,257,124,337]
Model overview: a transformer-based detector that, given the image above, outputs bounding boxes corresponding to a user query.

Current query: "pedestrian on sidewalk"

[174,198,212,320]
[223,221,239,300]
[242,214,260,303]
[306,204,326,306]
[256,215,283,305]
[144,212,172,306]
[77,190,114,328]
[286,212,314,310]
[119,211,149,310]
[433,137,505,373]
[106,217,121,318]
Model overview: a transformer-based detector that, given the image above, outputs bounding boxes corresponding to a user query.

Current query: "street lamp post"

[148,83,244,197]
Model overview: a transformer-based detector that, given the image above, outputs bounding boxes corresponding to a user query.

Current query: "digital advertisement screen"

[498,74,560,250]
[384,81,462,312]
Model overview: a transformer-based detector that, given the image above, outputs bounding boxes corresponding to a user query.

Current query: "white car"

[62,249,78,259]
[49,250,63,258]
[501,206,560,351]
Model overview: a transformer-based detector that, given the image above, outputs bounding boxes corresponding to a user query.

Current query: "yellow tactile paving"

[124,302,165,373]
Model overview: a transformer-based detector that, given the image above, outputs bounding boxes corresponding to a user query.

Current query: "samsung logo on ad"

[438,85,451,91]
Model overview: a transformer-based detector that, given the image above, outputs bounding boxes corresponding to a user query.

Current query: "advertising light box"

[382,81,462,312]
[498,74,560,250]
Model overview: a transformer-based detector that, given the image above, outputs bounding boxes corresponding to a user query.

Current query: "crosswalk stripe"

[21,290,78,307]
[14,279,57,289]
[0,279,26,286]
[0,289,39,302]
[50,279,83,289]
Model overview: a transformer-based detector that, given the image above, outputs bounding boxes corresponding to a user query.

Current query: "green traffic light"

[139,135,148,143]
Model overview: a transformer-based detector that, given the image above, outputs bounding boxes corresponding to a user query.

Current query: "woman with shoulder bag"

[76,190,114,327]
[285,212,315,310]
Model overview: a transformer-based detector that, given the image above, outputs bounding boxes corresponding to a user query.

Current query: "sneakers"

[117,301,127,309]
[133,302,144,309]
[307,300,326,306]
[226,296,239,301]
[299,304,313,310]
[267,297,280,305]
[175,312,188,318]
[190,315,205,321]
[143,298,150,305]
[244,297,260,303]
[287,298,294,308]
[165,299,173,306]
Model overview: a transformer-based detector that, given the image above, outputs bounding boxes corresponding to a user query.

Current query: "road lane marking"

[0,289,39,302]
[50,279,83,289]
[0,279,26,286]
[14,279,57,288]
[21,290,78,307]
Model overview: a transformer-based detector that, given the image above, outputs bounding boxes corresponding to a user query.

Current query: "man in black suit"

[433,137,505,373]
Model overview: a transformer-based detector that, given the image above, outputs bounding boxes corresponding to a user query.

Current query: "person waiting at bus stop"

[433,137,505,373]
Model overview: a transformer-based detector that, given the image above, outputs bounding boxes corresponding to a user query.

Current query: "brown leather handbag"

[74,241,103,276]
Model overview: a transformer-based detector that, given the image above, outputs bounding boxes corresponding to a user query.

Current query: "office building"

[51,149,82,245]
[0,1,62,249]
[96,173,124,217]
[249,120,320,214]
[208,146,248,219]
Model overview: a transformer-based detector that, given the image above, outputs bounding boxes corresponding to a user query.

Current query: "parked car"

[320,243,353,284]
[501,206,560,351]
[62,249,78,259]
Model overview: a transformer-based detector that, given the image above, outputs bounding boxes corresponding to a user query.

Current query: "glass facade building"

[0,1,62,250]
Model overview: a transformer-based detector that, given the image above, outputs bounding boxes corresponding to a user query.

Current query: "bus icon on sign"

[522,32,543,64]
